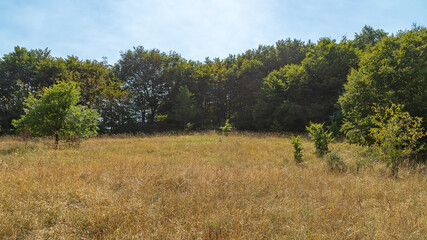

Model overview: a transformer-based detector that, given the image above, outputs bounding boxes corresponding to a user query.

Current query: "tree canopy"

[12,81,99,146]
[0,25,425,153]
[339,26,427,145]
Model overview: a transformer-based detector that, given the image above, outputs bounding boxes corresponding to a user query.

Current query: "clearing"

[0,133,426,239]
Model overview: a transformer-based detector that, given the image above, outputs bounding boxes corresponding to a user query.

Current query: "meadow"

[0,133,426,239]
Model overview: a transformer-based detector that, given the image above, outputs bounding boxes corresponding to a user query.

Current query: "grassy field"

[0,133,426,239]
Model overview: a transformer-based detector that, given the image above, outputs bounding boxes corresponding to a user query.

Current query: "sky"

[0,0,426,64]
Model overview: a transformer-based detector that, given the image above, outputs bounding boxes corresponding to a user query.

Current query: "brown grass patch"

[0,133,426,239]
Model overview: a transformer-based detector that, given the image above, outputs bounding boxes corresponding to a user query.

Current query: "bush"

[219,119,233,136]
[369,104,425,177]
[185,122,194,131]
[291,135,304,163]
[306,122,334,157]
[324,151,347,172]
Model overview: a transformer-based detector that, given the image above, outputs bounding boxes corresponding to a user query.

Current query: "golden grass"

[0,133,426,239]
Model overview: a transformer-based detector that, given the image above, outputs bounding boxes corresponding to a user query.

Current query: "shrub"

[185,122,194,131]
[291,135,304,163]
[369,103,425,177]
[306,122,334,157]
[324,151,347,172]
[219,119,233,136]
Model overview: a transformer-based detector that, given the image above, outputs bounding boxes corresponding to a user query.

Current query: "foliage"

[340,26,427,145]
[167,86,201,129]
[254,38,358,131]
[253,64,308,131]
[328,104,344,136]
[291,135,304,163]
[185,122,194,131]
[324,151,347,172]
[353,25,388,50]
[0,25,424,135]
[114,47,176,127]
[219,119,232,136]
[59,56,125,133]
[369,104,425,177]
[12,81,99,146]
[306,122,334,157]
[0,46,61,134]
[64,105,100,139]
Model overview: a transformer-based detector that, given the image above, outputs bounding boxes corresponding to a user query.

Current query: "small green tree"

[291,135,304,163]
[12,81,99,148]
[219,119,232,136]
[370,104,425,177]
[306,122,334,157]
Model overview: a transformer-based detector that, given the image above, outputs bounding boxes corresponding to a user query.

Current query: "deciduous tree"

[12,81,99,147]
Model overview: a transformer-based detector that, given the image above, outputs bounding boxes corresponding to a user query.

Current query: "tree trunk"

[55,133,59,149]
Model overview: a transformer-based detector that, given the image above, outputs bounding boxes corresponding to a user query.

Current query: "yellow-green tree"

[12,81,99,148]
[370,104,425,177]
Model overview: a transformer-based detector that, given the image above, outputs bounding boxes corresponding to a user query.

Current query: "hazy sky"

[1,0,426,64]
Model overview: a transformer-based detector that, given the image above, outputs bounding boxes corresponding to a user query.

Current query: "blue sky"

[1,0,426,64]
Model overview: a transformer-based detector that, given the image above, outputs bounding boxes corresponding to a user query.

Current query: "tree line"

[1,25,426,148]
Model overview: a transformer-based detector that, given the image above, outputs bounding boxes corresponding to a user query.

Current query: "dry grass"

[0,133,426,239]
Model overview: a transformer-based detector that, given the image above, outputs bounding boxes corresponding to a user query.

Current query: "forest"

[0,25,426,147]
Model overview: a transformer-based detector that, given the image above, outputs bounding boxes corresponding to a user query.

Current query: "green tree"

[291,135,304,163]
[115,47,171,128]
[339,26,427,145]
[12,81,99,148]
[306,122,334,157]
[370,104,425,177]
